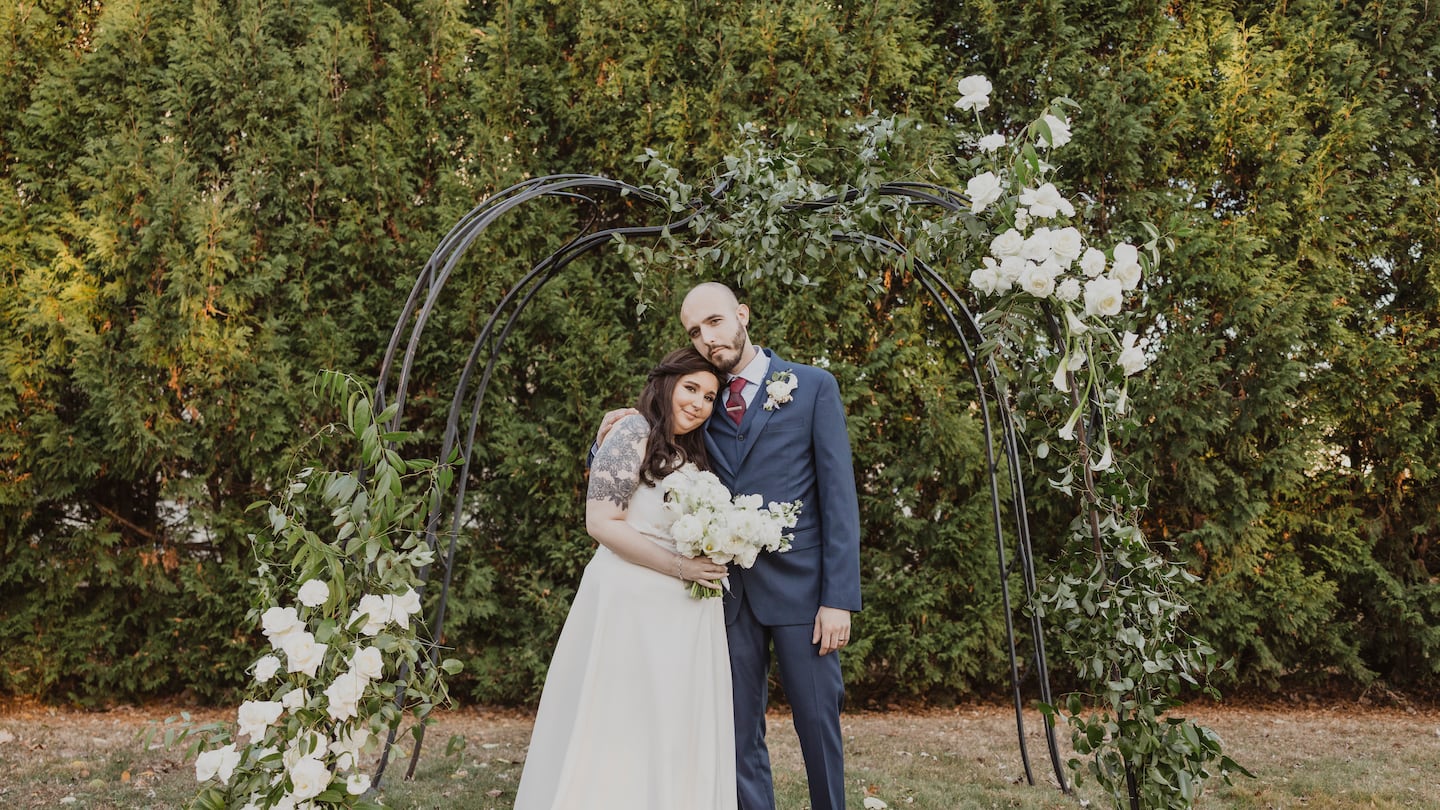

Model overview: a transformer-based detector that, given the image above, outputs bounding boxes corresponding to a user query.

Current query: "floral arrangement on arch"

[171,374,461,810]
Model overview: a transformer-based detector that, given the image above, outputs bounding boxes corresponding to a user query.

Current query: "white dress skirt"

[512,479,736,810]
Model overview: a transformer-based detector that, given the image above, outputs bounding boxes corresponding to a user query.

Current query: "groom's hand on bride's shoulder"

[596,407,640,448]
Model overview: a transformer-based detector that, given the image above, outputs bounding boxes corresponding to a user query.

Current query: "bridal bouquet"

[661,464,802,598]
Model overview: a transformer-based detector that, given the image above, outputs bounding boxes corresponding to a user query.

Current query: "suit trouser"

[728,595,846,810]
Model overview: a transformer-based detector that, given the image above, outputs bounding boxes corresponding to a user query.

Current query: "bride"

[512,347,737,810]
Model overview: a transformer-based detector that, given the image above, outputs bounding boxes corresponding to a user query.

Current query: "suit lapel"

[733,359,791,469]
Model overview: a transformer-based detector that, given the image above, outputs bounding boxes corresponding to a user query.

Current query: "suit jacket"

[707,349,862,626]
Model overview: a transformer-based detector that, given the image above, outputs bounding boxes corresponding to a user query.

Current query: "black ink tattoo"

[588,416,648,507]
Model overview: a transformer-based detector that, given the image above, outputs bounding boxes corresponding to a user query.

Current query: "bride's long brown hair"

[635,347,722,485]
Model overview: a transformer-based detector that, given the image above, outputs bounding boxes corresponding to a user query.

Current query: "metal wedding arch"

[369,174,1069,793]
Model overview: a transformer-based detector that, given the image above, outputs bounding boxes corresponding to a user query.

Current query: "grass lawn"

[1,700,1436,808]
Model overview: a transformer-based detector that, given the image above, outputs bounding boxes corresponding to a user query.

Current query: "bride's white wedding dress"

[512,466,736,810]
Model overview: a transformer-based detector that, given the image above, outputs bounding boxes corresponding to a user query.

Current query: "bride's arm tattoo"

[588,416,648,507]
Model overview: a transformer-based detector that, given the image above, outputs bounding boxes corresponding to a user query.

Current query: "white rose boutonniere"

[763,370,799,411]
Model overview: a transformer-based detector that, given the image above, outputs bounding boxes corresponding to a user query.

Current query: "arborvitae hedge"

[1,0,1436,705]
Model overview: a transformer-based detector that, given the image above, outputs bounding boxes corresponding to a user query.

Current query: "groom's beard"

[707,325,749,372]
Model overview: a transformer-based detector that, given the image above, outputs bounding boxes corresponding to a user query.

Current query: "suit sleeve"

[811,371,863,612]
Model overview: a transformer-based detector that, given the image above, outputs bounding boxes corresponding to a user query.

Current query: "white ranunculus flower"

[1019,183,1075,219]
[281,631,327,678]
[254,654,282,683]
[1021,227,1056,262]
[670,513,704,546]
[955,74,993,112]
[347,773,372,795]
[288,756,332,802]
[1079,247,1107,278]
[1019,262,1056,299]
[281,687,309,710]
[989,228,1025,259]
[195,743,241,784]
[1084,276,1125,317]
[1039,113,1072,148]
[1118,332,1148,376]
[1013,206,1030,230]
[1051,227,1084,265]
[296,579,330,608]
[978,132,1005,153]
[966,171,1003,213]
[237,700,284,741]
[350,646,384,681]
[1055,277,1082,303]
[324,671,366,721]
[261,606,303,646]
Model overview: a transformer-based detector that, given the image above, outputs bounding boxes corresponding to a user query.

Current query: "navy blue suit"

[706,349,862,810]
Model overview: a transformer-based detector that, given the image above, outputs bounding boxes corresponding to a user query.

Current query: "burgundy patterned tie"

[726,377,747,425]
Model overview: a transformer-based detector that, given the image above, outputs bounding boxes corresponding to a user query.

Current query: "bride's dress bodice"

[624,476,678,552]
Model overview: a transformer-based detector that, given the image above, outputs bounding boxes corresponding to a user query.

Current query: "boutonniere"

[763,370,799,411]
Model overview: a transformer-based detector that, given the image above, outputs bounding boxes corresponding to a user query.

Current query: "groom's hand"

[813,606,852,656]
[595,407,639,448]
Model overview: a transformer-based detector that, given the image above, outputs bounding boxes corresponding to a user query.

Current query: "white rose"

[261,606,303,645]
[347,773,372,795]
[288,756,332,802]
[1111,263,1141,292]
[236,700,284,741]
[1013,206,1030,230]
[1051,227,1084,265]
[978,132,1005,153]
[1055,277,1082,303]
[1110,243,1142,290]
[989,228,1025,259]
[324,671,365,722]
[1021,227,1056,262]
[350,646,384,681]
[1080,247,1107,278]
[254,654,282,683]
[954,74,992,112]
[195,743,240,783]
[1019,262,1057,299]
[1119,332,1148,376]
[281,631,327,678]
[1039,114,1072,148]
[351,594,392,636]
[1084,276,1124,317]
[296,579,330,608]
[966,171,1004,213]
[998,256,1027,287]
[392,587,423,620]
[1019,183,1075,219]
[280,687,309,710]
[969,261,1004,296]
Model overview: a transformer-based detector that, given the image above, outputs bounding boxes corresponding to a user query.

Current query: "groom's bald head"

[680,282,754,373]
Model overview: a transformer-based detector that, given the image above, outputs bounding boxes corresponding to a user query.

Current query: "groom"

[681,282,862,810]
